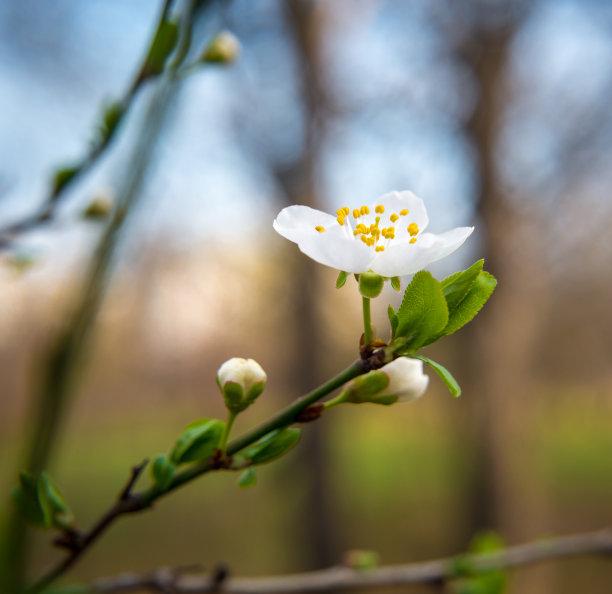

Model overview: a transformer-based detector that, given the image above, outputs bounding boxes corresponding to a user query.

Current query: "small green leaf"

[441,259,484,312]
[336,270,350,289]
[170,419,225,464]
[142,19,179,78]
[151,454,176,490]
[441,271,497,337]
[38,473,74,530]
[237,467,257,488]
[52,165,80,195]
[411,355,461,398]
[387,305,399,339]
[98,101,124,143]
[243,428,301,465]
[83,197,112,220]
[12,472,47,527]
[453,532,507,594]
[390,276,401,292]
[395,272,448,350]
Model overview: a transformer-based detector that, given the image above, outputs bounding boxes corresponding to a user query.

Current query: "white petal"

[374,190,429,232]
[371,226,474,276]
[293,232,374,273]
[273,205,340,243]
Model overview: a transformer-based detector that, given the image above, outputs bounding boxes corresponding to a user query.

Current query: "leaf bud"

[217,357,267,413]
[201,31,241,64]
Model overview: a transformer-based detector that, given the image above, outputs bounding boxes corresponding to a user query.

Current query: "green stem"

[362,296,373,345]
[220,411,237,452]
[144,359,366,502]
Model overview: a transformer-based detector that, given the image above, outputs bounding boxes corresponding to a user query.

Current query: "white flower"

[340,357,429,405]
[273,190,473,276]
[217,358,267,413]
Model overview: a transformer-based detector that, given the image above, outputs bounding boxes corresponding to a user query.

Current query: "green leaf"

[441,271,497,338]
[411,355,461,398]
[142,19,179,78]
[151,454,176,490]
[336,270,350,289]
[441,259,484,312]
[387,305,399,339]
[453,532,507,594]
[170,419,225,464]
[38,473,74,530]
[395,272,448,350]
[12,472,47,527]
[243,428,301,465]
[390,276,401,292]
[51,165,80,195]
[237,467,257,488]
[98,101,124,143]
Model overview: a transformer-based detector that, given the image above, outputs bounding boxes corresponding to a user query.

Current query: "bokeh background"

[1,0,611,592]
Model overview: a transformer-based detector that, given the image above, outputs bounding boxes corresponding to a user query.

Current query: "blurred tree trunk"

[274,0,337,570]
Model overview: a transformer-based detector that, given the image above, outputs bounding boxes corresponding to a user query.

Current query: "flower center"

[314,205,420,250]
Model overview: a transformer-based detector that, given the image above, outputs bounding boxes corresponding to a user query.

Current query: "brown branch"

[91,528,612,593]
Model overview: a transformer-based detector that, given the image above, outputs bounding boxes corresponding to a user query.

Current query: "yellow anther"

[390,213,399,222]
[353,230,362,236]
[367,237,375,246]
[356,223,367,233]
[360,206,369,215]
[407,222,419,236]
[375,205,384,214]
[315,226,326,232]
[337,215,345,225]
[400,209,409,216]
[375,245,385,252]
[353,209,361,218]
[343,206,350,216]
[409,237,417,244]
[336,208,344,216]
[360,235,369,244]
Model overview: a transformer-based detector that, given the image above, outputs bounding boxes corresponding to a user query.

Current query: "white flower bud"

[202,31,241,64]
[341,357,428,405]
[216,357,267,413]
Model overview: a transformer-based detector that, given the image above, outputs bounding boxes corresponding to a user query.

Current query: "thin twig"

[0,0,175,249]
[90,528,612,593]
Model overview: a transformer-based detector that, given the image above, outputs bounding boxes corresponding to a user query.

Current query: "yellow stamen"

[336,209,344,216]
[356,223,367,233]
[360,206,369,215]
[375,245,385,252]
[337,215,345,225]
[315,226,325,233]
[343,206,350,216]
[360,235,369,244]
[409,237,417,244]
[390,213,399,222]
[407,222,419,236]
[375,205,384,214]
[400,209,409,216]
[353,209,361,218]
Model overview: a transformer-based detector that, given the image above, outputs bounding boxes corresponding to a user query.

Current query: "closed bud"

[202,31,241,64]
[340,357,429,406]
[217,357,267,413]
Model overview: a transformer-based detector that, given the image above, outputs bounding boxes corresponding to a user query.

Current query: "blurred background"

[1,0,611,592]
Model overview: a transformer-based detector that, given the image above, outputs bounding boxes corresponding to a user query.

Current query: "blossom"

[273,190,473,276]
[339,357,429,405]
[217,358,267,413]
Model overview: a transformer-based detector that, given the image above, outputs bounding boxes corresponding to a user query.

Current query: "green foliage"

[98,101,124,144]
[237,467,257,488]
[451,532,507,594]
[151,454,177,490]
[170,419,225,464]
[51,165,80,195]
[411,355,461,398]
[142,19,179,78]
[344,549,380,571]
[387,305,399,339]
[12,472,74,530]
[83,197,112,220]
[390,276,401,292]
[393,271,448,351]
[336,270,350,289]
[242,428,301,465]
